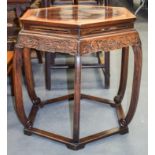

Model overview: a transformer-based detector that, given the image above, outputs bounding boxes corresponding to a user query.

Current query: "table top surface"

[20,5,136,28]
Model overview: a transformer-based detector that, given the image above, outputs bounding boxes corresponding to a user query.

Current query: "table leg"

[73,53,81,143]
[45,52,55,90]
[36,50,43,64]
[104,52,110,89]
[105,0,110,6]
[114,47,129,104]
[41,0,51,7]
[13,48,30,128]
[120,42,142,127]
[73,0,78,4]
[23,48,42,107]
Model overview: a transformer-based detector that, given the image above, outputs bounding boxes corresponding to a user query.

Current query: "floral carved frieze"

[80,30,140,54]
[16,29,140,55]
[16,31,78,55]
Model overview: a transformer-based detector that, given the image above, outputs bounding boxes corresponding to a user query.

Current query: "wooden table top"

[20,5,136,28]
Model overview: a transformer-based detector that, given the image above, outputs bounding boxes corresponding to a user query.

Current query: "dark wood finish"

[96,51,110,88]
[80,127,127,144]
[41,93,116,107]
[45,52,52,90]
[81,94,116,107]
[49,63,105,69]
[45,52,55,90]
[115,104,129,134]
[114,47,129,104]
[74,0,78,4]
[125,42,142,126]
[23,48,42,107]
[43,94,74,105]
[116,104,126,125]
[27,104,39,129]
[13,48,29,127]
[24,126,128,150]
[104,52,110,88]
[73,53,81,143]
[36,50,43,63]
[13,5,142,150]
[24,127,73,144]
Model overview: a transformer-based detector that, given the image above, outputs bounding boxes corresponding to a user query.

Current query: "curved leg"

[73,53,81,143]
[120,42,142,127]
[114,47,129,104]
[13,48,30,128]
[23,48,42,107]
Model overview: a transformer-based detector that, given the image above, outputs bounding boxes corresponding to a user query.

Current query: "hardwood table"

[13,5,142,150]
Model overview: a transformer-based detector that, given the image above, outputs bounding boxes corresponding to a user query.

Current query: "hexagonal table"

[13,5,142,150]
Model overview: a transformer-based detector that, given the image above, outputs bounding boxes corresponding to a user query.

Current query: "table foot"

[66,144,85,150]
[119,127,129,135]
[24,128,32,136]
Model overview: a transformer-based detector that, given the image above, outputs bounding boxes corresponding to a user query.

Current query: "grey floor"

[7,1,148,155]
